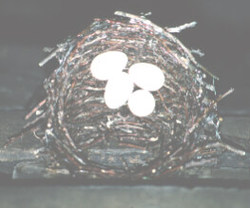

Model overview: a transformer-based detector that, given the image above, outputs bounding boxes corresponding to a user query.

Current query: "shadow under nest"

[6,11,235,179]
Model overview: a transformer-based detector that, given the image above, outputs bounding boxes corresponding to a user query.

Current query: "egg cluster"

[90,51,165,117]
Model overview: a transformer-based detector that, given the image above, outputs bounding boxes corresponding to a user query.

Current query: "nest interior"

[13,12,223,179]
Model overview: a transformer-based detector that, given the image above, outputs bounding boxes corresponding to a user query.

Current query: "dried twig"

[167,21,197,33]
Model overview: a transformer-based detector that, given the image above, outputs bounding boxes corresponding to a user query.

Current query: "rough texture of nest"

[11,12,231,179]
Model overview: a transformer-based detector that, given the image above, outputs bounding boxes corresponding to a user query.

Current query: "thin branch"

[167,21,197,33]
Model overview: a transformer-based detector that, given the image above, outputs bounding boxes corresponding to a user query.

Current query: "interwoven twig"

[6,11,234,179]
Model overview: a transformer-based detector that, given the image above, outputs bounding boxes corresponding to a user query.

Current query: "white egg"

[129,62,165,91]
[128,90,155,117]
[104,72,134,109]
[90,51,128,81]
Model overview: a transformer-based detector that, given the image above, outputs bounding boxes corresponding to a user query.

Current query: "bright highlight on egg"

[90,51,128,80]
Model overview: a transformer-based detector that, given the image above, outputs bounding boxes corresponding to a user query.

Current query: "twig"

[167,21,197,33]
[38,48,61,67]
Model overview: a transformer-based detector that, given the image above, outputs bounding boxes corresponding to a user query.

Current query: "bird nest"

[7,11,234,179]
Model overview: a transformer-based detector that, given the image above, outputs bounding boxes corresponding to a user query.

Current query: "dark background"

[0,0,250,112]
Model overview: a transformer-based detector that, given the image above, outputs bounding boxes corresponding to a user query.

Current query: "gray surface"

[0,45,44,111]
[0,186,250,208]
[220,117,250,140]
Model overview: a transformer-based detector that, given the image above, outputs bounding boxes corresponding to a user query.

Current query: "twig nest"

[90,51,128,80]
[128,90,155,117]
[20,11,226,179]
[104,72,134,109]
[129,63,165,91]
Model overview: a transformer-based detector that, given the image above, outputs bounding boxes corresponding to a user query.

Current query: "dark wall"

[1,0,249,110]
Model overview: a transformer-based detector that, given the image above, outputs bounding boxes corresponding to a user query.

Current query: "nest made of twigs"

[8,11,234,179]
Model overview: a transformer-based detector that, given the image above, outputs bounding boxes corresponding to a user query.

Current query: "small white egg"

[104,72,134,109]
[90,51,128,81]
[128,90,155,117]
[129,62,165,91]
